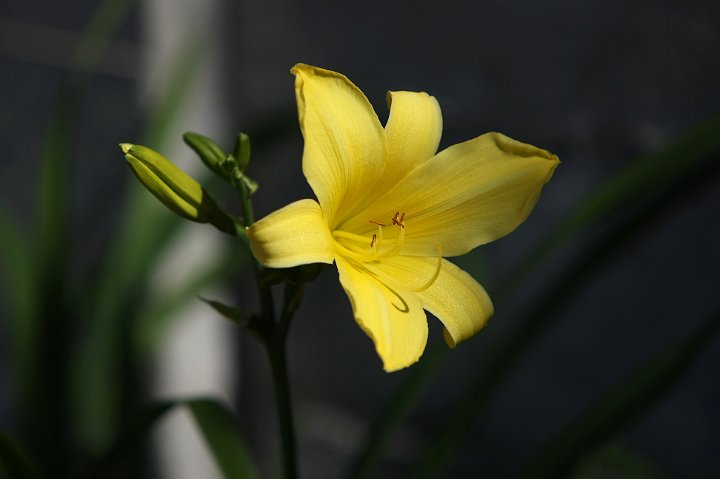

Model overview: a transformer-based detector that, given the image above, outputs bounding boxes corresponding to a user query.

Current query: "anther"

[369,220,385,227]
[392,211,406,228]
[370,233,377,248]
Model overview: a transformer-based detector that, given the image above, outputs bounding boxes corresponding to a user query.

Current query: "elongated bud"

[233,132,251,172]
[182,132,227,177]
[121,143,235,233]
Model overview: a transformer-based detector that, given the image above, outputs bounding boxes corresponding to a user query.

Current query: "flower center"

[331,211,407,263]
[331,211,443,294]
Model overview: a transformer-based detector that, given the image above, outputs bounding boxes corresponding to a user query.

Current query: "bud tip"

[119,143,134,154]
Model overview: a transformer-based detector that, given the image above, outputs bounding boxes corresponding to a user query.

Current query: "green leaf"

[186,399,260,479]
[0,429,41,479]
[141,39,209,148]
[567,441,667,479]
[80,398,258,479]
[21,0,135,471]
[73,35,209,452]
[134,247,246,354]
[78,401,176,478]
[347,346,445,479]
[71,196,182,452]
[517,310,720,479]
[199,297,246,325]
[0,212,35,392]
[72,0,134,72]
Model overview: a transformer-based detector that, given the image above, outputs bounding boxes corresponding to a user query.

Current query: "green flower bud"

[182,132,228,177]
[232,132,251,172]
[121,143,235,233]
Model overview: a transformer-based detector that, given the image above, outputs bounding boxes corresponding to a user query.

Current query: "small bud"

[121,143,235,233]
[183,132,228,177]
[233,132,251,172]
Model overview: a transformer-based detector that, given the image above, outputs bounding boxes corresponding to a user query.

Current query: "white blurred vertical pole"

[139,0,235,478]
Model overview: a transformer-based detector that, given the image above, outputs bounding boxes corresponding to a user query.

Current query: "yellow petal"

[377,91,442,189]
[336,257,428,372]
[248,199,335,268]
[371,256,493,348]
[345,132,559,256]
[418,259,493,347]
[292,64,387,228]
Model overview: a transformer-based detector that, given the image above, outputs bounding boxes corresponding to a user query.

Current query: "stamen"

[405,247,443,292]
[334,240,377,262]
[333,230,372,243]
[333,210,408,262]
[377,226,405,258]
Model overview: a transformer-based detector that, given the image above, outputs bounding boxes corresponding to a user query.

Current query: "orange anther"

[369,220,385,227]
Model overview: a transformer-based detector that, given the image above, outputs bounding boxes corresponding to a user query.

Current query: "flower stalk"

[266,281,304,479]
[230,138,297,479]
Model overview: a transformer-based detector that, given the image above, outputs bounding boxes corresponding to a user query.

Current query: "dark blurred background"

[1,0,719,478]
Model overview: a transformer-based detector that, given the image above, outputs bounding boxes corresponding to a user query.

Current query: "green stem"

[235,177,297,478]
[237,177,255,226]
[266,330,296,479]
[236,176,275,320]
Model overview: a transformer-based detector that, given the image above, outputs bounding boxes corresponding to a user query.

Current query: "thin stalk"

[266,331,297,479]
[266,281,302,479]
[238,178,255,227]
[235,176,274,321]
[236,174,297,478]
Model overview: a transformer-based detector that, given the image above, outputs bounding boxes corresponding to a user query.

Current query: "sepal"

[200,296,272,339]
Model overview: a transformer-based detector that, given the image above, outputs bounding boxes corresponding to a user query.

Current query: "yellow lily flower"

[248,64,559,372]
